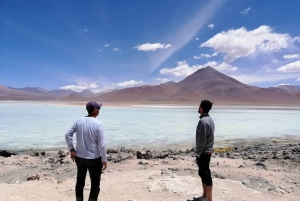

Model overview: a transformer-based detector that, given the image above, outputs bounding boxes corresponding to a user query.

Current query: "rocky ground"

[0,141,300,201]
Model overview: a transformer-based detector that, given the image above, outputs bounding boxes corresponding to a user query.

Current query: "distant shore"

[1,100,300,107]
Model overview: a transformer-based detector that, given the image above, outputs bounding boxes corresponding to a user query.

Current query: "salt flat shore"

[1,141,300,201]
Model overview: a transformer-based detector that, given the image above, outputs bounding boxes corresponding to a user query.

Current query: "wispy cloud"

[149,0,226,73]
[113,80,143,87]
[283,54,300,59]
[84,29,88,32]
[241,7,251,15]
[195,38,199,41]
[112,48,120,51]
[193,52,218,59]
[104,44,110,47]
[97,50,102,52]
[208,24,215,29]
[60,82,98,92]
[134,43,171,51]
[297,77,300,82]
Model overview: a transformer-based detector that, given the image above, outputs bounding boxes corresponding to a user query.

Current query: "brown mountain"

[0,85,53,100]
[1,67,300,105]
[95,67,300,104]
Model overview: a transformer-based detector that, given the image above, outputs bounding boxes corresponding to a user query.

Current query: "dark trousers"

[75,156,102,201]
[196,154,212,186]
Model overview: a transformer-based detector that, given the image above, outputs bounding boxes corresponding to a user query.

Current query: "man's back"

[66,116,105,159]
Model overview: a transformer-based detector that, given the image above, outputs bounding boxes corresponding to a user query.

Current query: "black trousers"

[75,156,102,201]
[196,154,212,186]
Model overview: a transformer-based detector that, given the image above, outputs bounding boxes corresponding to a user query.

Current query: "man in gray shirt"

[65,101,107,201]
[196,100,215,201]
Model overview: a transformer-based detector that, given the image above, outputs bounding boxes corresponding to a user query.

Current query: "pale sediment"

[0,141,300,201]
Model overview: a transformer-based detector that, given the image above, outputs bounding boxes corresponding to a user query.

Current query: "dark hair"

[86,106,95,114]
[200,100,213,113]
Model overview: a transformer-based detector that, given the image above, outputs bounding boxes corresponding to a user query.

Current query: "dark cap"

[86,101,102,113]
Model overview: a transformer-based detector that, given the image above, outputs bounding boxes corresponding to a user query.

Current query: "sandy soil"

[1,150,299,201]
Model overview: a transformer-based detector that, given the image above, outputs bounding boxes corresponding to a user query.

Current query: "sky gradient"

[1,0,300,92]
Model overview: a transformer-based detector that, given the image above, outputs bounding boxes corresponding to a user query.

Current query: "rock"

[48,157,55,163]
[168,167,179,172]
[241,180,250,186]
[40,151,45,156]
[239,165,245,168]
[58,150,66,158]
[138,160,148,165]
[28,149,40,157]
[160,151,169,159]
[0,150,16,157]
[120,147,126,152]
[27,174,40,181]
[107,148,118,154]
[144,151,152,159]
[110,154,122,163]
[254,162,267,170]
[136,151,145,159]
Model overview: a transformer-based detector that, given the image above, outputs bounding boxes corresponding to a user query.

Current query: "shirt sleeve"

[98,123,107,162]
[196,120,207,156]
[65,121,76,151]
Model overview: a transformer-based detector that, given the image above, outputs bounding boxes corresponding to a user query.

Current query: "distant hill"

[1,67,300,105]
[276,84,300,93]
[94,67,300,104]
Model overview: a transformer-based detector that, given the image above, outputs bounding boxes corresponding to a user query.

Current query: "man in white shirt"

[65,101,107,201]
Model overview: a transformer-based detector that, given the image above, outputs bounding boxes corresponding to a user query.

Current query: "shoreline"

[4,135,300,153]
[1,140,300,201]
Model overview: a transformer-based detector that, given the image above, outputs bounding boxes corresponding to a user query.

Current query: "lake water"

[0,102,300,151]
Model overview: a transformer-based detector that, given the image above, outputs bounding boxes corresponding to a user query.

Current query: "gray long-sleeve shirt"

[65,116,107,162]
[195,114,215,157]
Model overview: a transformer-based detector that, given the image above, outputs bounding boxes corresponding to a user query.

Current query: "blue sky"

[1,0,300,92]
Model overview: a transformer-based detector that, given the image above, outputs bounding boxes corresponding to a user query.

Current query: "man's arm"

[98,124,107,170]
[196,120,207,156]
[65,122,76,162]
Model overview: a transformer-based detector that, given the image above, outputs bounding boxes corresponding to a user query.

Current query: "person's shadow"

[186,197,203,201]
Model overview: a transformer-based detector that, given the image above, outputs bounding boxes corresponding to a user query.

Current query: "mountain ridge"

[1,67,300,105]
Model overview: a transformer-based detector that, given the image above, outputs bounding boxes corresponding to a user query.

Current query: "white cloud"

[104,44,110,47]
[208,24,215,29]
[160,61,237,77]
[112,48,119,51]
[60,82,98,92]
[196,38,199,41]
[266,68,272,72]
[114,80,143,87]
[134,43,171,51]
[297,77,300,81]
[97,50,102,52]
[84,29,88,32]
[156,78,170,83]
[241,7,251,14]
[201,25,291,63]
[193,52,218,59]
[272,59,279,63]
[283,54,300,59]
[277,61,300,72]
